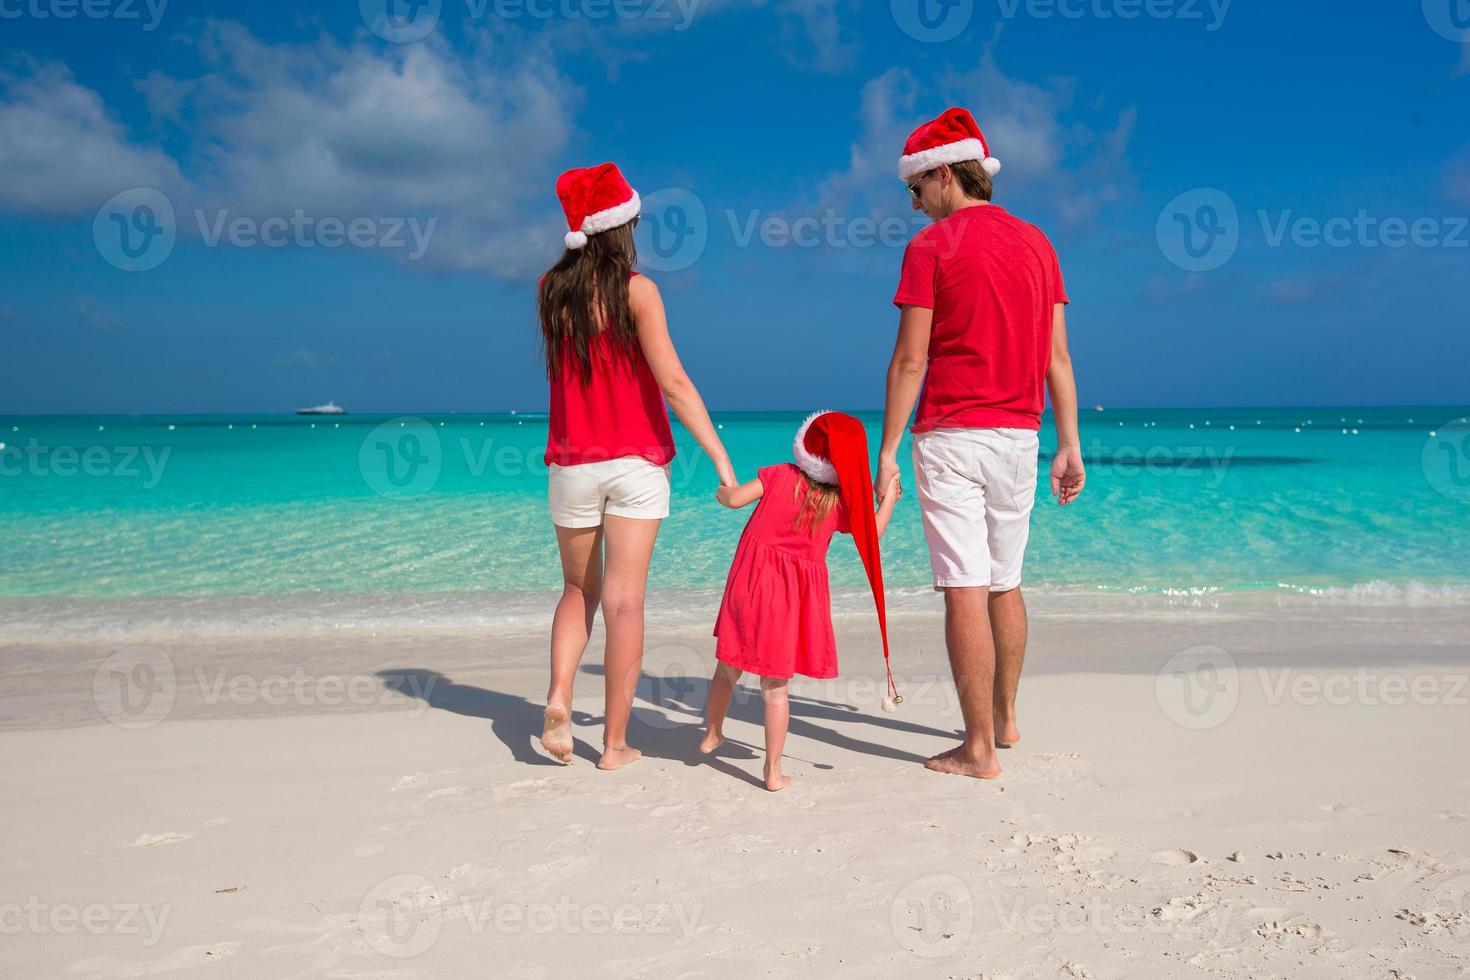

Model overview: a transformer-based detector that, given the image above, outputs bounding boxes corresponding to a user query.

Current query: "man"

[876,107,1085,780]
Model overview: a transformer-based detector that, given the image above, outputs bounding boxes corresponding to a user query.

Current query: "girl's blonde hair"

[792,472,840,536]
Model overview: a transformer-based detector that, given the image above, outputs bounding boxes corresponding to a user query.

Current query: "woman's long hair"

[792,472,840,536]
[538,221,639,384]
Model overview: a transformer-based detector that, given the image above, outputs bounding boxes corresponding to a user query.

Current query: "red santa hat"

[793,411,901,710]
[555,163,641,250]
[897,106,1001,181]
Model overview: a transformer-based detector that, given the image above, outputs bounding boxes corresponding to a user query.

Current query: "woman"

[538,162,735,769]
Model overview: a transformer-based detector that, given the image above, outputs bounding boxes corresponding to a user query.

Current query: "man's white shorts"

[548,457,671,528]
[911,427,1040,591]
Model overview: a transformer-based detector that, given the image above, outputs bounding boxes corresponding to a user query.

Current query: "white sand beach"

[2,595,1468,979]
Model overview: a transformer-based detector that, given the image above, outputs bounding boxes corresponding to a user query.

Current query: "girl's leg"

[542,524,604,764]
[700,662,742,753]
[760,676,792,792]
[597,514,661,770]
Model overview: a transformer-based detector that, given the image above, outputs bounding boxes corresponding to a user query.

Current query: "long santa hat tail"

[793,411,901,710]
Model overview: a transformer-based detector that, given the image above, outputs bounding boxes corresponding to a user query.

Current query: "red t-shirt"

[544,272,677,467]
[892,204,1068,433]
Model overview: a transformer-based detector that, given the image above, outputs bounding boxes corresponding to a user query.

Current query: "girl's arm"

[874,473,901,538]
[630,275,737,487]
[716,477,763,510]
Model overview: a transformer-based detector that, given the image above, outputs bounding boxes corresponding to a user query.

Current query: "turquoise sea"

[3,408,1469,625]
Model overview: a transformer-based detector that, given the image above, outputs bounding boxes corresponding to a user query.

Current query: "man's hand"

[875,456,901,503]
[1050,446,1086,506]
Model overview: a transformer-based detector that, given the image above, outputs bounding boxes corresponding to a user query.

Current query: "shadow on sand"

[377,664,961,785]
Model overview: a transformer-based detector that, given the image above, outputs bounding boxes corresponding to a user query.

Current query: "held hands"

[880,472,901,504]
[714,456,738,490]
[715,483,739,508]
[1050,446,1086,506]
[874,457,901,504]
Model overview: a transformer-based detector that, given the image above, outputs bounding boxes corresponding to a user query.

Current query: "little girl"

[700,411,901,791]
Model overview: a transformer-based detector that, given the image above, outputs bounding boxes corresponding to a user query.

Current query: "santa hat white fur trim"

[573,190,641,242]
[898,138,1000,180]
[793,410,840,485]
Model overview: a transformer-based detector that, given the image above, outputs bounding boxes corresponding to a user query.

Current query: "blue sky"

[1,0,1467,414]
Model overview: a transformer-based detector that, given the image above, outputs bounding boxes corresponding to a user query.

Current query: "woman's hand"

[715,484,737,508]
[714,456,738,489]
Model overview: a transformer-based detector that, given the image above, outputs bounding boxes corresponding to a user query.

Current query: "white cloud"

[807,45,1138,235]
[0,61,184,215]
[0,23,581,279]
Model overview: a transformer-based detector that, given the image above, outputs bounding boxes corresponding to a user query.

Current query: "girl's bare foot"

[597,745,642,770]
[924,744,1002,779]
[540,705,573,764]
[698,728,723,754]
[764,767,793,792]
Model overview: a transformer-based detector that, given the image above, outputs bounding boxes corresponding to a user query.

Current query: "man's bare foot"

[995,716,1021,749]
[597,745,642,770]
[698,729,723,754]
[924,744,1002,779]
[540,705,573,764]
[764,767,793,792]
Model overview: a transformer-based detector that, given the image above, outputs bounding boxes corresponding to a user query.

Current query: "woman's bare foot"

[540,705,573,764]
[597,745,642,770]
[924,744,1002,780]
[763,767,793,792]
[698,728,723,754]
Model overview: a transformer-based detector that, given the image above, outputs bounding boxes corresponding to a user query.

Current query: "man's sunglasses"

[906,170,935,200]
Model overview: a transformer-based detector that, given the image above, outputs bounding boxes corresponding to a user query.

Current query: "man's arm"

[1046,304,1085,505]
[876,304,932,502]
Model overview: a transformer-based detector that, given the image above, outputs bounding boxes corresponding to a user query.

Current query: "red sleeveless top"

[544,273,676,467]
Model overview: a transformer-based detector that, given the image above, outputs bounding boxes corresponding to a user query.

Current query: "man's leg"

[988,586,1027,747]
[925,586,1003,779]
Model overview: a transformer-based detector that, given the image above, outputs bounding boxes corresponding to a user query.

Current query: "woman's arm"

[874,473,901,537]
[716,477,763,510]
[630,275,737,487]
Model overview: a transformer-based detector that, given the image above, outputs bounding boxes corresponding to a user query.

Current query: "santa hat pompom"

[564,230,588,250]
[982,156,1001,176]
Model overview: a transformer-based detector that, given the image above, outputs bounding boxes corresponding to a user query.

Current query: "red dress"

[713,463,850,679]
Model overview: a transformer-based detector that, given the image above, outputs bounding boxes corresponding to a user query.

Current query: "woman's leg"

[760,676,792,792]
[542,524,603,764]
[700,662,742,753]
[597,514,661,770]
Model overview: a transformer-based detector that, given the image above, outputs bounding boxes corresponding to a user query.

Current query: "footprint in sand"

[392,773,430,791]
[353,841,385,858]
[1151,848,1200,866]
[1322,803,1373,815]
[64,942,242,977]
[125,832,194,847]
[1439,810,1466,822]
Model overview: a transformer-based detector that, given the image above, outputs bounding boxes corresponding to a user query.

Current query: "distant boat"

[296,401,346,416]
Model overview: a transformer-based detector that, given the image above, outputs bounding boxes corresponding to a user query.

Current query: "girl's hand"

[883,473,902,502]
[716,484,737,508]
